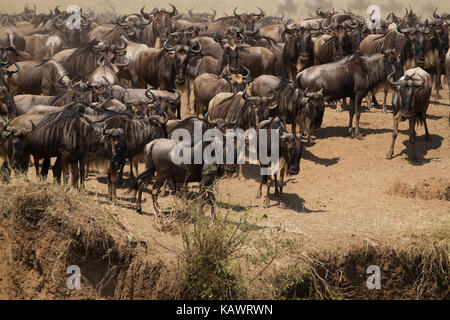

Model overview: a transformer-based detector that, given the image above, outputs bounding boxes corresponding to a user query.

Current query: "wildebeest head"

[285,24,318,63]
[322,21,353,60]
[222,66,251,93]
[2,120,33,170]
[114,14,151,42]
[279,130,303,176]
[303,88,325,130]
[383,49,403,80]
[217,39,240,71]
[144,89,181,119]
[397,23,434,67]
[102,127,126,171]
[140,4,178,36]
[110,36,129,68]
[233,7,265,31]
[387,72,426,118]
[241,90,276,124]
[163,39,202,84]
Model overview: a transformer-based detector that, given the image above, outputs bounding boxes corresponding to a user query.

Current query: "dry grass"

[387,178,450,201]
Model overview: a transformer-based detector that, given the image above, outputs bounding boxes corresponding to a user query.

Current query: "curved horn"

[169,90,181,103]
[241,66,251,79]
[140,6,153,20]
[145,89,157,103]
[163,38,176,51]
[168,4,178,17]
[8,63,20,74]
[189,40,202,54]
[115,36,128,50]
[386,72,399,87]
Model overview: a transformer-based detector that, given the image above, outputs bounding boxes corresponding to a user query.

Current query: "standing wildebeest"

[58,39,109,81]
[397,23,445,98]
[359,29,415,112]
[297,51,403,139]
[97,112,168,181]
[233,7,265,31]
[140,5,179,47]
[6,59,71,96]
[283,24,319,80]
[256,117,303,208]
[386,68,432,162]
[130,137,229,217]
[250,75,325,139]
[5,110,127,199]
[193,67,250,116]
[135,39,201,90]
[216,39,276,77]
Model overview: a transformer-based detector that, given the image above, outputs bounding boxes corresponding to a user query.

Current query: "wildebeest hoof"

[386,154,393,160]
[279,202,286,209]
[256,195,261,199]
[136,208,142,214]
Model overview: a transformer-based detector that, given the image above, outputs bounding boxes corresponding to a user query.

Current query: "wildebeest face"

[103,128,126,171]
[410,31,426,66]
[224,45,239,70]
[398,84,415,117]
[174,47,189,84]
[280,133,303,176]
[333,26,351,59]
[304,91,325,130]
[5,131,28,170]
[229,73,245,92]
[296,31,312,61]
[384,50,403,79]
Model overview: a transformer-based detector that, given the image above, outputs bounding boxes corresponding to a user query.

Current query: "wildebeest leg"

[435,63,443,99]
[52,157,61,184]
[69,161,79,188]
[348,96,355,137]
[186,78,191,114]
[107,168,118,201]
[133,158,139,177]
[41,158,50,179]
[151,176,165,218]
[79,159,85,189]
[117,162,125,183]
[423,114,430,141]
[386,117,399,160]
[33,155,40,177]
[353,93,364,140]
[371,94,379,107]
[257,174,267,199]
[408,117,417,162]
[382,90,388,114]
[274,173,280,197]
[263,176,272,208]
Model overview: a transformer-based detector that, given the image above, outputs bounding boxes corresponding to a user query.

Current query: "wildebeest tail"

[128,168,155,192]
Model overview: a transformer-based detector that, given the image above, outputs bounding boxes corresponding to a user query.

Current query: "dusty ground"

[0,90,449,299]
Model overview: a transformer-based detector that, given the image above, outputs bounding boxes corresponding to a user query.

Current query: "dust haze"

[2,0,449,20]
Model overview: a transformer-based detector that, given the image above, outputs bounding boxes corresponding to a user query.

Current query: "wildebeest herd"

[0,4,449,217]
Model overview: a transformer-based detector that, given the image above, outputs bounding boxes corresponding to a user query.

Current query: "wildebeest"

[193,68,250,116]
[256,117,303,208]
[359,29,415,112]
[87,56,128,87]
[6,59,71,95]
[216,38,277,77]
[283,24,318,80]
[140,5,179,47]
[297,51,403,139]
[386,68,432,162]
[135,39,202,90]
[129,137,229,217]
[0,20,26,51]
[96,112,168,181]
[232,7,265,31]
[250,75,325,139]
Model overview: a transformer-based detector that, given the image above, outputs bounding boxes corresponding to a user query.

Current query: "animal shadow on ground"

[302,148,340,167]
[397,134,443,165]
[266,192,325,214]
[315,126,391,139]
